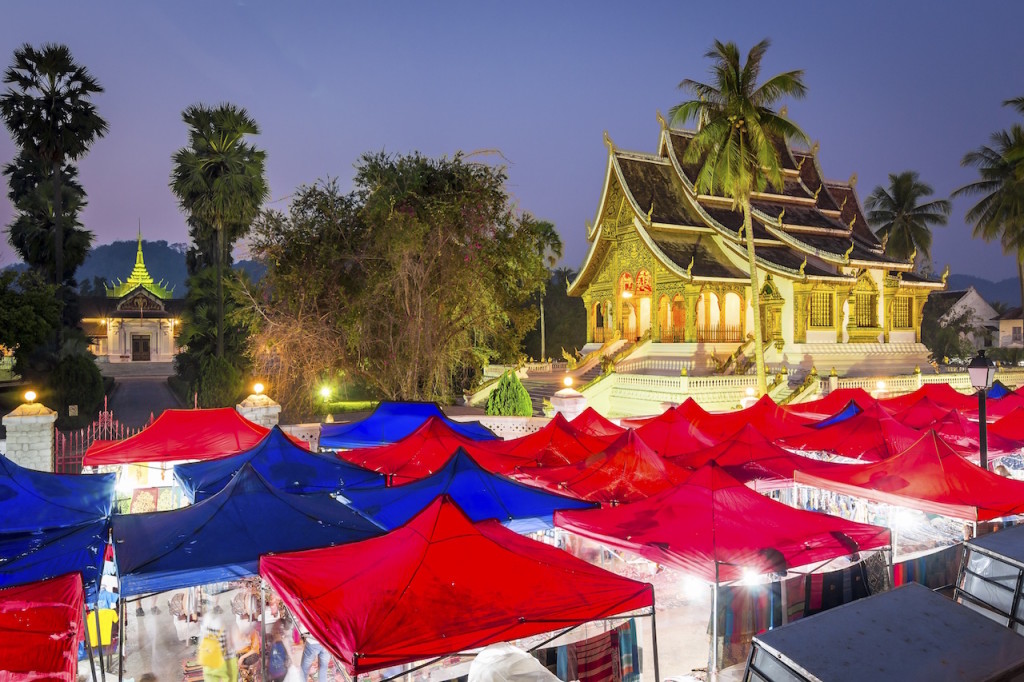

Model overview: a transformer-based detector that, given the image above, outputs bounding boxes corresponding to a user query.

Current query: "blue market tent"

[0,457,114,600]
[113,464,382,596]
[337,448,596,533]
[174,426,385,502]
[812,400,863,429]
[989,381,1013,399]
[319,402,497,449]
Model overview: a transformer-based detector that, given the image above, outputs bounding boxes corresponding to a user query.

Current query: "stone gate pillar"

[3,401,57,472]
[236,392,282,428]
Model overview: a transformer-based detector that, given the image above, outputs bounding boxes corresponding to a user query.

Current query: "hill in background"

[946,274,1021,307]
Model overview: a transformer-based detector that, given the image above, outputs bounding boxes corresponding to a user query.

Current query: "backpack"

[269,641,289,678]
[198,632,225,669]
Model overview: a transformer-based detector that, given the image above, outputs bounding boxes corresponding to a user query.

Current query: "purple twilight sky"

[2,2,1023,279]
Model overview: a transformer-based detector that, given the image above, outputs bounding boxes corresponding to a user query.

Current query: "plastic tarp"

[794,431,1024,522]
[568,407,625,439]
[469,643,560,682]
[319,402,497,449]
[260,496,653,675]
[634,402,720,459]
[514,431,688,505]
[334,416,492,485]
[0,573,83,682]
[889,395,957,429]
[933,409,1024,462]
[173,426,385,502]
[113,464,382,596]
[671,424,850,486]
[878,383,976,412]
[555,463,890,583]
[83,408,274,465]
[0,521,109,602]
[338,449,595,532]
[479,413,615,473]
[782,388,876,420]
[781,402,922,461]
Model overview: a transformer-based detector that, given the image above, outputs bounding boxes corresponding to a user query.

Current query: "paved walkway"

[108,377,182,427]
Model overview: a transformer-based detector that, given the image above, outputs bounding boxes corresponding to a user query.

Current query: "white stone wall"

[2,403,56,472]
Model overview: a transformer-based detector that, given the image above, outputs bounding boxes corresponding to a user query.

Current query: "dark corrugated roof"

[648,232,747,280]
[753,200,846,231]
[998,307,1023,321]
[901,272,945,285]
[615,156,700,226]
[827,184,881,248]
[756,247,840,278]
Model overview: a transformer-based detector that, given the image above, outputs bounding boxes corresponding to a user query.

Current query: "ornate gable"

[116,288,166,314]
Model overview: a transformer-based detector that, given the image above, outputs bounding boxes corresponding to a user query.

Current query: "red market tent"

[696,395,814,441]
[964,389,1024,420]
[555,463,890,583]
[782,388,877,420]
[82,407,283,465]
[878,383,976,412]
[634,402,721,459]
[568,407,625,439]
[514,430,688,505]
[334,416,486,485]
[260,497,653,675]
[990,406,1024,441]
[794,431,1024,522]
[889,396,954,430]
[780,402,922,462]
[0,573,84,682]
[671,424,850,486]
[478,413,614,473]
[933,409,1024,462]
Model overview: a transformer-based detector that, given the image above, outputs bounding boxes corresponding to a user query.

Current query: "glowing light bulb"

[253,383,265,395]
[563,376,574,388]
[319,386,332,399]
[24,390,36,403]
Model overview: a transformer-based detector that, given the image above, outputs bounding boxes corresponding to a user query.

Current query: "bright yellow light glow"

[621,290,633,299]
[24,391,36,403]
[745,387,755,397]
[253,383,265,395]
[563,376,574,388]
[319,386,332,399]
[876,380,886,391]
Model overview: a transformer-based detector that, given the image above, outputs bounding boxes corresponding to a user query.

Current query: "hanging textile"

[617,620,639,682]
[803,562,870,617]
[575,630,620,682]
[893,543,963,590]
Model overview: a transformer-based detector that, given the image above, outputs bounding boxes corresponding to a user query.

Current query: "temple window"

[855,292,878,328]
[809,291,833,328]
[893,296,912,329]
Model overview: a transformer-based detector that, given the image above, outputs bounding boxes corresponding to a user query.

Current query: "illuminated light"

[24,390,36,404]
[253,383,265,395]
[876,380,886,391]
[563,376,574,388]
[740,567,760,586]
[745,387,755,397]
[681,574,706,600]
[891,508,921,531]
[319,386,332,399]
[621,290,633,299]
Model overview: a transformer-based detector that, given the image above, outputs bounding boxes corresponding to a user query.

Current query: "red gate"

[54,398,149,474]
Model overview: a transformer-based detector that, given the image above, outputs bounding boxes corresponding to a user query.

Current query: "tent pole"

[887,544,895,588]
[711,564,719,682]
[83,606,99,682]
[118,598,125,682]
[260,580,268,682]
[650,587,661,682]
[95,595,107,682]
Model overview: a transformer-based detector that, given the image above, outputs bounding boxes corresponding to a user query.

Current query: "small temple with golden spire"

[81,231,184,363]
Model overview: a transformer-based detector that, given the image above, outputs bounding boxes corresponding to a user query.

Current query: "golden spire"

[647,201,654,222]
[686,255,695,277]
[811,140,820,157]
[909,246,917,264]
[603,130,614,152]
[844,241,855,262]
[656,110,667,131]
[777,208,786,225]
[813,184,822,201]
[849,172,858,188]
[799,256,808,279]
[941,264,950,285]
[838,194,848,212]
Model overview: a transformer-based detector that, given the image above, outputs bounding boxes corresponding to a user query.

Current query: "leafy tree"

[47,352,103,428]
[248,155,548,418]
[921,294,981,362]
[525,217,563,361]
[0,43,107,294]
[522,268,586,361]
[669,39,807,395]
[0,270,61,374]
[170,103,268,358]
[865,171,951,267]
[485,371,533,416]
[954,103,1024,311]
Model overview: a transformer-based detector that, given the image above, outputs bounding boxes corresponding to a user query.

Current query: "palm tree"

[865,171,951,267]
[170,104,268,358]
[526,217,563,361]
[0,44,107,289]
[954,113,1024,310]
[669,39,807,395]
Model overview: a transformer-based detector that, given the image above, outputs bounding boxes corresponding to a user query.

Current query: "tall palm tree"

[170,104,268,358]
[526,217,563,361]
[669,39,807,395]
[865,171,951,267]
[0,44,107,289]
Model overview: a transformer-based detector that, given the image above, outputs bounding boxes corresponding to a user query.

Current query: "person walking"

[300,632,331,682]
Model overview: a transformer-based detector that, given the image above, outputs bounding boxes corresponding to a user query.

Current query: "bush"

[197,356,244,408]
[485,371,533,416]
[48,354,104,428]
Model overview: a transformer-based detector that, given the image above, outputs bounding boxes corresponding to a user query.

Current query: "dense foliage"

[521,268,586,361]
[248,153,550,418]
[0,270,62,374]
[866,171,950,267]
[920,295,981,362]
[485,371,533,417]
[47,352,104,428]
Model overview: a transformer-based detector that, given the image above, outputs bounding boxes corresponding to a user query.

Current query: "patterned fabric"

[576,631,619,682]
[893,543,962,590]
[617,620,639,682]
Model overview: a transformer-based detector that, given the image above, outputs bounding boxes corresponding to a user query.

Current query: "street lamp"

[968,350,996,470]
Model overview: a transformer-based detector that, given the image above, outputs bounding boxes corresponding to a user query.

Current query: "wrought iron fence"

[695,324,743,344]
[53,397,148,474]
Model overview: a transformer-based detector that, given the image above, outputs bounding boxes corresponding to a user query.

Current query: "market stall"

[780,387,876,420]
[955,523,1024,632]
[319,401,497,449]
[568,407,626,439]
[781,402,921,461]
[0,573,85,682]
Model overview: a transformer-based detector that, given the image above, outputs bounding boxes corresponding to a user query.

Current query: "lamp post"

[968,350,996,470]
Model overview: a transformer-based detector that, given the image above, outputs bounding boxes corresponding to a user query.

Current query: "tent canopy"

[782,388,876,420]
[568,407,625,439]
[889,395,955,430]
[113,464,382,596]
[795,431,1024,521]
[515,430,688,505]
[319,402,496,449]
[0,520,109,601]
[556,463,890,583]
[933,409,1023,462]
[811,400,863,429]
[174,426,385,502]
[338,449,595,532]
[696,395,813,441]
[260,497,653,675]
[634,402,720,459]
[0,573,83,682]
[83,408,275,465]
[781,402,921,461]
[0,456,114,532]
[480,413,614,472]
[878,383,976,412]
[990,406,1024,441]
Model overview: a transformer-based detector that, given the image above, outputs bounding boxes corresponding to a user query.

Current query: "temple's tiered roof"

[569,122,945,295]
[105,233,175,300]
